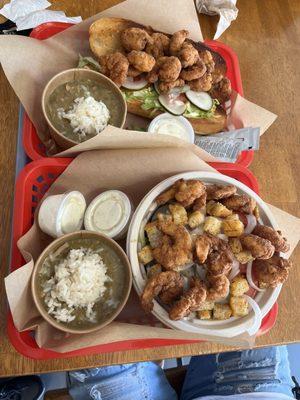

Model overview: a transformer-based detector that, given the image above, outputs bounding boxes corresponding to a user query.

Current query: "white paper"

[0,0,82,31]
[0,0,50,21]
[15,10,82,31]
[196,0,238,39]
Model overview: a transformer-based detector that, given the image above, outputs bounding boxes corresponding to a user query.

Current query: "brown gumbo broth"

[46,78,122,143]
[38,238,127,329]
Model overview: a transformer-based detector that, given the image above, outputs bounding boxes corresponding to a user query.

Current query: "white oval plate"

[126,171,281,338]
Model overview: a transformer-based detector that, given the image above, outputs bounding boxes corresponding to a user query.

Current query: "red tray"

[8,159,276,360]
[22,22,254,167]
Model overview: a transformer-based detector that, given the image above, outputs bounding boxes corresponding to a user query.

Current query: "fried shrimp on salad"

[138,178,292,322]
[254,255,292,288]
[141,271,184,312]
[252,225,290,253]
[99,52,129,86]
[169,278,207,320]
[240,234,275,260]
[152,221,192,270]
[121,27,153,51]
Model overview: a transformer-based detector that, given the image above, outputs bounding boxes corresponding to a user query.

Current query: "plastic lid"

[56,191,86,236]
[84,190,132,239]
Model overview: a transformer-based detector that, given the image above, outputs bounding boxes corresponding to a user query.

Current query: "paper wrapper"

[5,148,300,353]
[0,0,276,157]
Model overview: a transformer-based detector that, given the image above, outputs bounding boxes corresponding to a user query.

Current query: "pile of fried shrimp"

[99,27,231,100]
[138,179,292,321]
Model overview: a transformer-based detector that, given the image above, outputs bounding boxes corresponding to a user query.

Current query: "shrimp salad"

[138,179,292,322]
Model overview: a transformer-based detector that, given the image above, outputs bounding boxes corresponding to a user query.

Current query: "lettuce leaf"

[123,86,218,119]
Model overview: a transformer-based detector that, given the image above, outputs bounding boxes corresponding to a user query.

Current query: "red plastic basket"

[8,159,277,359]
[22,22,253,166]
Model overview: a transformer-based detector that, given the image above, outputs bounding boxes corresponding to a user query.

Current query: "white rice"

[42,248,110,323]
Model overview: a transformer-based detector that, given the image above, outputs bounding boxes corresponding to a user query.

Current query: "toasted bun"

[126,99,226,135]
[89,17,227,134]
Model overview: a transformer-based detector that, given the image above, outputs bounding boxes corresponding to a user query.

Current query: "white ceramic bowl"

[126,171,282,338]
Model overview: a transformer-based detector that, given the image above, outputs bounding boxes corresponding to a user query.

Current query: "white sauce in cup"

[148,113,195,144]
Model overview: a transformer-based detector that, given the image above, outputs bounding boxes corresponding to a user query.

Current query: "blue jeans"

[181,346,293,399]
[69,346,293,399]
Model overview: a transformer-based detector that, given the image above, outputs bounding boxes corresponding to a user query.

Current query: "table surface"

[0,0,299,377]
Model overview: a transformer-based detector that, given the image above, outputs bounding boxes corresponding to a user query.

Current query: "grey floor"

[40,343,300,392]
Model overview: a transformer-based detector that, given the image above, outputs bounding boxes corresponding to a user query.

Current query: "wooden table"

[0,0,299,377]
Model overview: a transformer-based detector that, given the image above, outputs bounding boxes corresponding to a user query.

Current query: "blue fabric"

[69,361,177,400]
[69,346,293,399]
[181,346,293,399]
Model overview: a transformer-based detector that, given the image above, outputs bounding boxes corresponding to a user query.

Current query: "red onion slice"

[228,259,240,281]
[244,295,262,336]
[244,214,257,234]
[246,261,265,292]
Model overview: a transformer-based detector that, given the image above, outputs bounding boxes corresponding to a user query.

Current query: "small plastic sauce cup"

[84,190,132,240]
[148,113,195,144]
[38,191,86,238]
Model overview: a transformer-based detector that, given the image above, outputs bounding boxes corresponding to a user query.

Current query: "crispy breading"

[121,27,153,51]
[210,77,232,103]
[127,50,156,72]
[222,194,256,214]
[157,56,182,82]
[180,60,207,81]
[178,42,199,68]
[99,52,129,86]
[255,255,292,288]
[206,200,232,218]
[156,186,176,205]
[147,264,162,279]
[141,271,184,312]
[193,192,207,211]
[175,179,206,208]
[206,184,237,200]
[169,29,189,55]
[252,225,290,253]
[207,274,230,302]
[240,234,275,260]
[158,78,185,93]
[189,73,213,92]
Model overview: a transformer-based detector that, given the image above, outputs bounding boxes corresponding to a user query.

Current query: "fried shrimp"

[152,221,192,270]
[189,73,212,92]
[199,50,215,73]
[207,247,233,277]
[179,42,199,68]
[169,278,207,320]
[175,179,206,207]
[99,52,129,86]
[127,66,142,77]
[180,60,207,81]
[169,29,189,55]
[240,234,275,260]
[156,186,176,205]
[254,255,292,288]
[193,192,207,211]
[146,65,159,83]
[157,56,182,82]
[146,32,170,59]
[206,184,237,201]
[141,271,184,312]
[252,225,290,253]
[127,50,156,72]
[158,78,185,93]
[210,77,232,103]
[121,27,153,51]
[206,274,230,302]
[222,194,256,214]
[195,234,219,264]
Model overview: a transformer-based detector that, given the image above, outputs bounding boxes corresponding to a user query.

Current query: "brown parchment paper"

[0,0,276,157]
[5,148,300,352]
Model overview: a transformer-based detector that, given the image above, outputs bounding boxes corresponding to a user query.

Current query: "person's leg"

[69,361,178,400]
[181,345,293,400]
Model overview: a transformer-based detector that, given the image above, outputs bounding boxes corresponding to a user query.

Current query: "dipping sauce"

[46,78,123,143]
[37,237,127,329]
[84,190,132,240]
[148,113,195,144]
